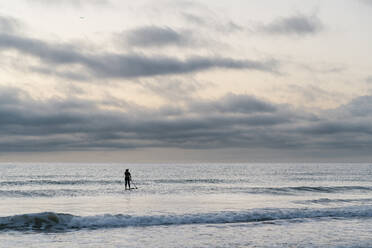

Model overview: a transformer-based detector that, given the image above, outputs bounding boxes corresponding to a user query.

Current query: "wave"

[295,198,372,205]
[0,189,129,198]
[0,179,123,186]
[153,179,225,184]
[0,189,89,198]
[1,206,372,232]
[244,186,372,195]
[0,178,226,187]
[1,185,372,198]
[2,176,371,196]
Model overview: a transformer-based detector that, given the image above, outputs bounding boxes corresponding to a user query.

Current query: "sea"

[1,163,372,248]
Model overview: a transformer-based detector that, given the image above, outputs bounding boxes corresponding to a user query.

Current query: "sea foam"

[1,206,372,231]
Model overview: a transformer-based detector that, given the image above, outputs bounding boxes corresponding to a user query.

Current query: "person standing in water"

[124,169,131,190]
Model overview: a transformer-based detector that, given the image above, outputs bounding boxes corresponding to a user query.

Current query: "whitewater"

[1,163,372,247]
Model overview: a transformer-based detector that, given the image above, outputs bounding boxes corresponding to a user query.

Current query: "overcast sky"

[0,0,372,162]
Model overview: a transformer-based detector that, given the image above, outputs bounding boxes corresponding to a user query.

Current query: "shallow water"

[1,163,372,247]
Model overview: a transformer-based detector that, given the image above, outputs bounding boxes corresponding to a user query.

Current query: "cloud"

[366,76,372,83]
[334,95,372,117]
[121,26,193,48]
[0,34,84,64]
[189,94,277,114]
[182,13,206,26]
[2,86,372,156]
[260,14,323,36]
[80,54,278,79]
[291,95,372,151]
[182,12,243,33]
[27,0,109,8]
[0,87,300,152]
[29,66,91,81]
[0,16,22,34]
[0,33,279,79]
[140,77,203,101]
[360,0,372,6]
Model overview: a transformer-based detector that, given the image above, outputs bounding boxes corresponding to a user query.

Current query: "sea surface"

[1,163,372,247]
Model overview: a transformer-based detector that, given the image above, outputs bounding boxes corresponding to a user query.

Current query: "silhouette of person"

[124,169,131,190]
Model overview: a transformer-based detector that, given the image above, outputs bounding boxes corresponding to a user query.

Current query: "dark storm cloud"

[2,86,372,153]
[123,26,192,48]
[260,14,323,35]
[0,33,278,79]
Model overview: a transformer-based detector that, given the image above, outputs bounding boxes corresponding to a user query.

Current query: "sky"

[0,0,372,162]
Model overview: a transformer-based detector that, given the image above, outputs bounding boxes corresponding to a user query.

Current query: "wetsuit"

[124,171,131,189]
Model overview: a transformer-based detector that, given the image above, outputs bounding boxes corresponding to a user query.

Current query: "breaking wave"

[245,186,372,195]
[295,198,372,205]
[1,206,372,232]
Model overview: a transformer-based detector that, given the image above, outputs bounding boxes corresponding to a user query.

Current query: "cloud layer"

[260,14,323,36]
[0,31,278,80]
[27,0,109,7]
[0,16,21,33]
[1,86,372,156]
[0,1,370,163]
[361,0,372,6]
[122,26,193,48]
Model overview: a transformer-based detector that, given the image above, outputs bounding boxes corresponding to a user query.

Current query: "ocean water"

[1,163,372,248]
